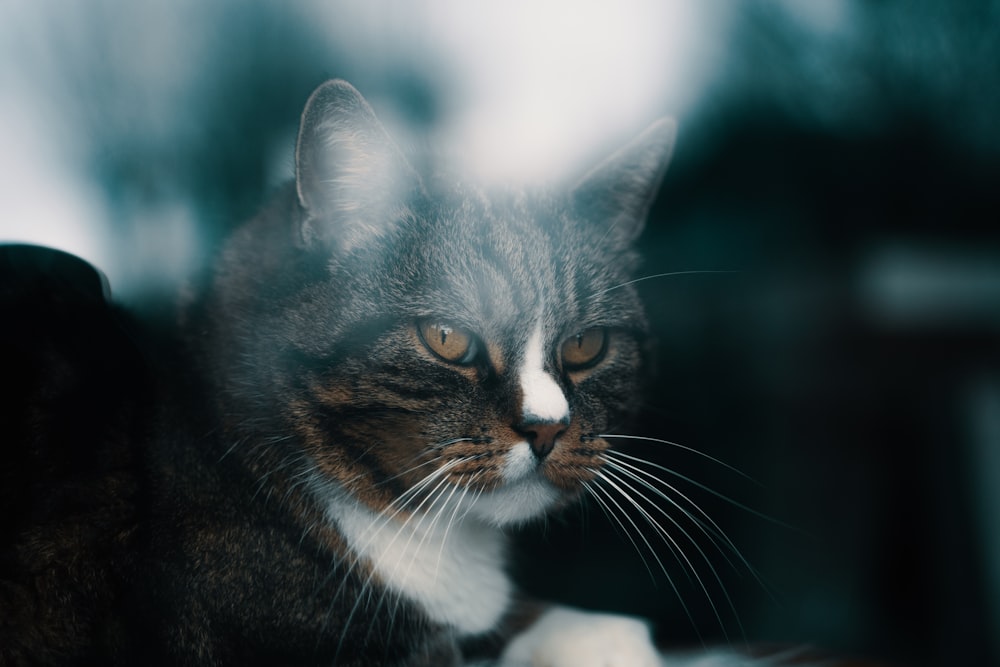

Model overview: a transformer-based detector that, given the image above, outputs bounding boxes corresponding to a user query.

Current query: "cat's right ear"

[571,118,677,249]
[295,79,424,251]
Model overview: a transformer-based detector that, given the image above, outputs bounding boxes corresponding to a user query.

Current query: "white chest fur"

[323,493,512,636]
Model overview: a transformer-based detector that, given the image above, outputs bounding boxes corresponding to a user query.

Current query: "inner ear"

[295,79,424,250]
[571,118,677,248]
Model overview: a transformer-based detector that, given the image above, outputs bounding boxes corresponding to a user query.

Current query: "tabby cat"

[0,79,739,666]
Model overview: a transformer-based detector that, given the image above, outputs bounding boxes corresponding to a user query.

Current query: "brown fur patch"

[310,381,354,406]
[542,425,607,491]
[485,340,507,375]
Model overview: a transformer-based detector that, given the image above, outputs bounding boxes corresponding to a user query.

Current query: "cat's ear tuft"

[295,79,423,250]
[571,118,677,247]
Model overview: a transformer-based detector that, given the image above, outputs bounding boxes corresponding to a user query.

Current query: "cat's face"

[213,81,675,528]
[291,188,650,527]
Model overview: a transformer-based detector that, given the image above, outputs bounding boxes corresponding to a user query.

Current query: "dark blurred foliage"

[5,1,999,665]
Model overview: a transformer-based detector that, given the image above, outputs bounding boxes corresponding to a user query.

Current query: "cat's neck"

[316,480,512,636]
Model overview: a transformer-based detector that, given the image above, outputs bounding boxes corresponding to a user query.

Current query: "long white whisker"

[433,478,474,581]
[327,426,471,494]
[601,461,726,571]
[429,436,480,449]
[377,464,467,590]
[375,473,460,647]
[605,450,777,601]
[336,443,444,490]
[459,476,487,523]
[327,456,475,657]
[582,481,656,582]
[598,434,759,484]
[586,476,703,644]
[604,452,744,571]
[607,448,791,530]
[599,465,741,641]
[346,457,468,570]
[590,270,738,298]
[312,453,472,634]
[595,467,698,585]
[364,455,453,519]
[334,469,456,659]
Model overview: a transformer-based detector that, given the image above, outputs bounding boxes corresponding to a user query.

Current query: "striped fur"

[190,79,677,664]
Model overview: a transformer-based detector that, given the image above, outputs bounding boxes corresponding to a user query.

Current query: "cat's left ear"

[571,118,677,248]
[295,79,424,251]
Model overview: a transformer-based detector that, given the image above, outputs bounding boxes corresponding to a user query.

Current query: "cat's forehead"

[402,186,617,339]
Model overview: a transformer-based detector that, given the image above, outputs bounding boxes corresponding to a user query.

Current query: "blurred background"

[1,1,997,665]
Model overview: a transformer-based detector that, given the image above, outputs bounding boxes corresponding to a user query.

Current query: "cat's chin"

[465,475,562,528]
[457,440,582,528]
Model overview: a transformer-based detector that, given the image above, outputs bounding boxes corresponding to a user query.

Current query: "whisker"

[318,428,458,497]
[598,433,760,484]
[354,457,471,556]
[375,468,483,658]
[581,481,656,582]
[598,465,741,641]
[591,469,701,637]
[375,474,460,647]
[434,474,479,580]
[604,451,746,571]
[217,436,247,463]
[372,454,475,522]
[324,456,475,657]
[343,453,483,628]
[605,450,779,603]
[458,474,487,523]
[607,449,792,531]
[367,454,444,489]
[584,477,702,645]
[589,270,738,299]
[429,436,480,450]
[595,467,698,585]
[585,474,674,591]
[422,481,465,579]
[333,469,457,660]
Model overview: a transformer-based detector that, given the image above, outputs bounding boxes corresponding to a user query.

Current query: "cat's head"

[209,80,675,527]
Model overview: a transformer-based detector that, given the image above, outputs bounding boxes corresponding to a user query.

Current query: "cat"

[1,79,787,666]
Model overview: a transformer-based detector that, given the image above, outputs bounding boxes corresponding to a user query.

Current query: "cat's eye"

[418,321,478,365]
[561,328,608,370]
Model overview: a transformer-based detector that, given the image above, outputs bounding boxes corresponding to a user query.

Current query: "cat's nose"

[517,420,567,460]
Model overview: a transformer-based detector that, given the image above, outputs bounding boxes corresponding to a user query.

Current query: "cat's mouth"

[359,425,607,528]
[464,467,562,527]
[456,434,605,527]
[500,441,545,484]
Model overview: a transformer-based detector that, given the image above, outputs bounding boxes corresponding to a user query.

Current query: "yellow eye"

[418,321,477,364]
[561,328,608,370]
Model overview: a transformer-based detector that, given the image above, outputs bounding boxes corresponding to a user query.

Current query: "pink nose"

[517,421,566,459]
